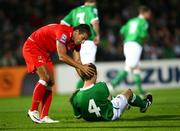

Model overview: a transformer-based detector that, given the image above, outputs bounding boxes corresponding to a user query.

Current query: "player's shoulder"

[60,24,71,28]
[136,16,147,23]
[81,5,97,10]
[95,81,109,93]
[44,23,59,28]
[59,24,73,32]
[137,17,148,26]
[46,23,70,28]
[39,24,61,31]
[127,17,142,24]
[74,5,97,15]
[96,81,107,87]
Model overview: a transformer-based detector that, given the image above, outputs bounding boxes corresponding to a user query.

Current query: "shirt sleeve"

[90,7,99,23]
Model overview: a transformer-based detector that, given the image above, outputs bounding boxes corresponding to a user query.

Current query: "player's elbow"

[59,56,64,62]
[59,54,66,62]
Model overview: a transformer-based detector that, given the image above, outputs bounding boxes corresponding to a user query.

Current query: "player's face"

[145,11,152,20]
[73,31,88,45]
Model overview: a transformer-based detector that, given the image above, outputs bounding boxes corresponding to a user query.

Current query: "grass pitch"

[0,88,180,131]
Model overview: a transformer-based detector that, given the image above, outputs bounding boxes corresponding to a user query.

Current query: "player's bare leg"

[28,65,49,123]
[28,64,59,123]
[127,89,153,113]
[36,64,59,123]
[121,89,133,110]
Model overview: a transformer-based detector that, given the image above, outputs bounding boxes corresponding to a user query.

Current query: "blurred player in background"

[110,5,152,96]
[70,64,153,121]
[61,0,100,89]
[23,24,95,123]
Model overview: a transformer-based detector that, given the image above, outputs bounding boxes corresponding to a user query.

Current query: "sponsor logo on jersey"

[60,34,67,43]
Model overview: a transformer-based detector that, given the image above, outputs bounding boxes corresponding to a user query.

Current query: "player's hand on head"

[81,64,95,77]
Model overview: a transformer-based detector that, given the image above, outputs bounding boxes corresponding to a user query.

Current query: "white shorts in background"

[124,41,142,68]
[80,40,97,64]
[111,94,128,120]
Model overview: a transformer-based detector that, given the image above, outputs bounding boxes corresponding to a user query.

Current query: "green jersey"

[61,5,99,40]
[120,16,149,46]
[70,82,113,121]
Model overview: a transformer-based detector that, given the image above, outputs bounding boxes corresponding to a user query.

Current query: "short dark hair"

[138,5,151,14]
[81,63,97,81]
[74,24,91,37]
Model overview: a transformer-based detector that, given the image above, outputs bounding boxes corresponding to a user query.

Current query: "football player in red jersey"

[23,24,95,123]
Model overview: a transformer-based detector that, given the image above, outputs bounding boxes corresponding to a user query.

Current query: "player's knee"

[122,89,133,100]
[40,76,50,83]
[47,79,54,87]
[125,64,138,72]
[126,89,133,95]
[40,75,53,84]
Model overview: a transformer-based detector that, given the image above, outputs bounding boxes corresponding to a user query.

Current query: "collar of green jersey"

[80,84,95,91]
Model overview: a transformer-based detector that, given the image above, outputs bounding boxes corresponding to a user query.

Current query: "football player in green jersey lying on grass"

[70,64,153,121]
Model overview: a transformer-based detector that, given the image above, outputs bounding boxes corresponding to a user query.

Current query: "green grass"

[0,88,180,131]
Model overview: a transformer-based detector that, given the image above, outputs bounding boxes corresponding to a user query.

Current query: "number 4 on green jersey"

[88,99,101,117]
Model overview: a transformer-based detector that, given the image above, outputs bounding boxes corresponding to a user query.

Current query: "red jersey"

[28,24,81,53]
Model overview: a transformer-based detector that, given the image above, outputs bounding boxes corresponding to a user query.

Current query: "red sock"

[30,80,47,111]
[40,89,52,119]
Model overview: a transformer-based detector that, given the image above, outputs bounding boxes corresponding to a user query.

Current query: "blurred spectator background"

[0,0,179,67]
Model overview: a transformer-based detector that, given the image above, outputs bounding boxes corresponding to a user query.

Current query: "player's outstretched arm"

[56,40,95,77]
[72,50,84,78]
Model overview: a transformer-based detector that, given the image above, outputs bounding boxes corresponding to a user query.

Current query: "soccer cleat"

[27,110,41,123]
[140,94,153,113]
[40,116,59,123]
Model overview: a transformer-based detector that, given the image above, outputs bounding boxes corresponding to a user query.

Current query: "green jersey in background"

[61,5,99,40]
[70,82,113,121]
[120,16,149,46]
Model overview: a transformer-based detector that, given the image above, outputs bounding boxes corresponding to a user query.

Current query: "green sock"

[129,93,146,108]
[111,70,128,87]
[76,79,84,89]
[133,73,145,94]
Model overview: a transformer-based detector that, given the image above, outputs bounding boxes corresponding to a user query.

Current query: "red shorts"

[23,38,53,73]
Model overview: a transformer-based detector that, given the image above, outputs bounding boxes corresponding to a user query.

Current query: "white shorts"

[111,94,128,120]
[124,41,142,68]
[80,40,97,64]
